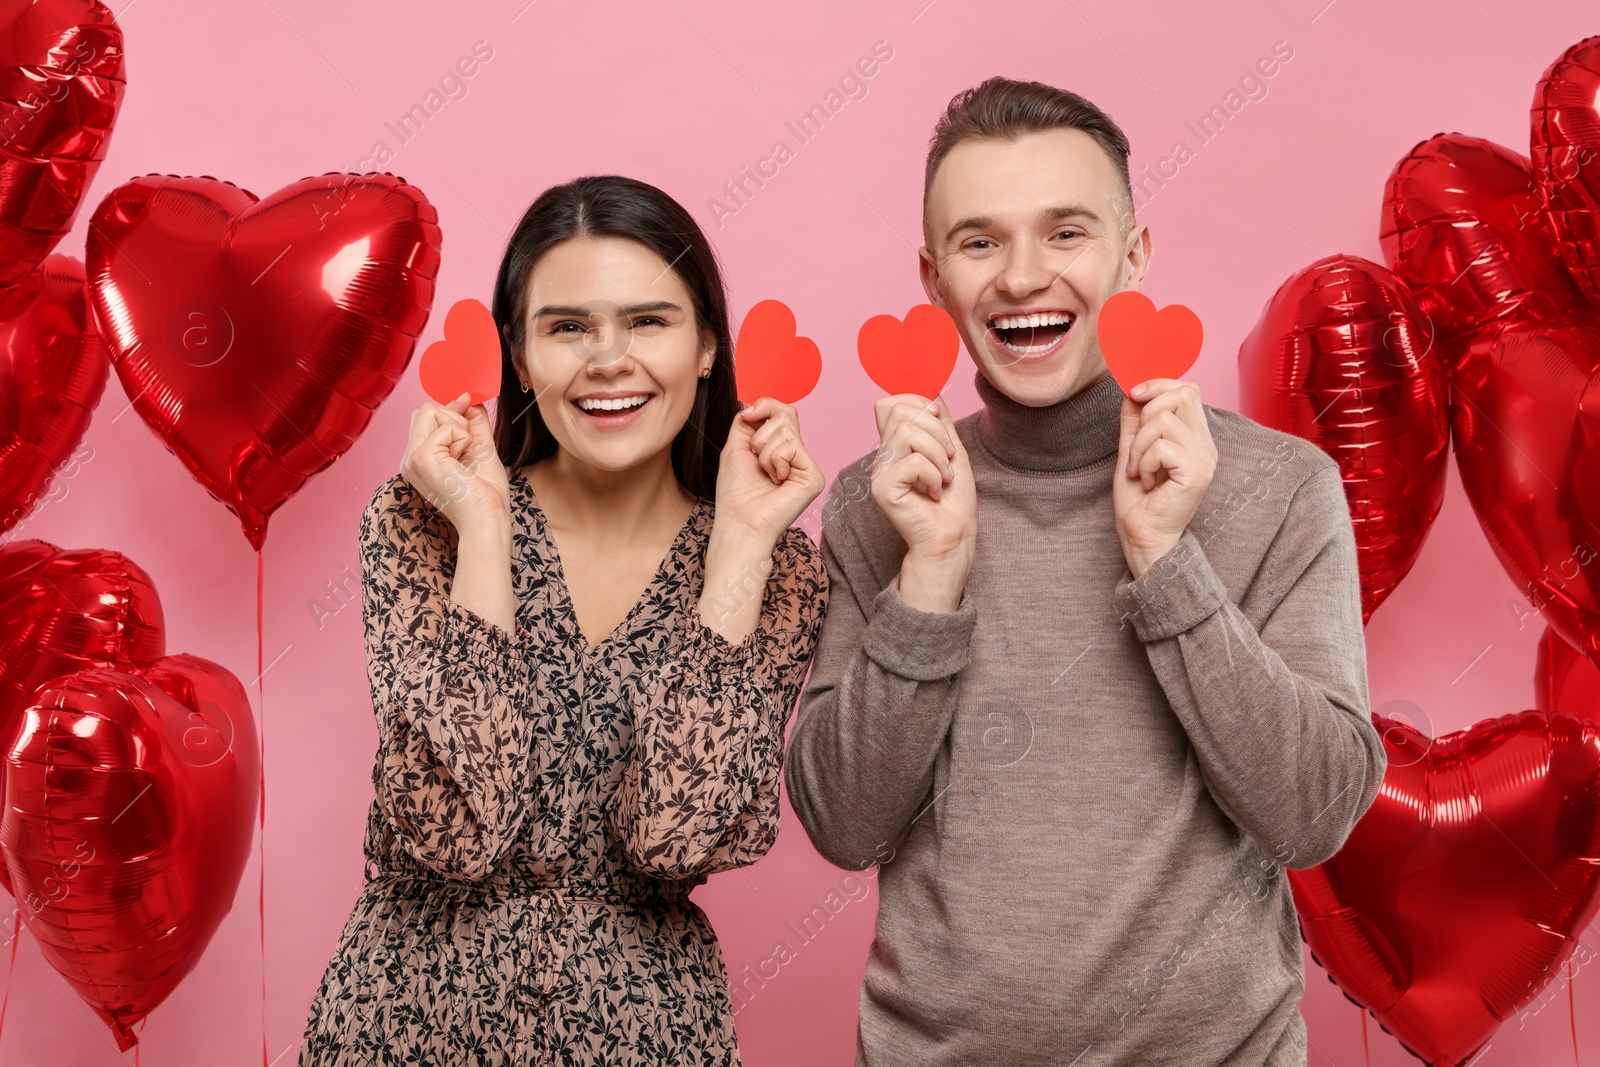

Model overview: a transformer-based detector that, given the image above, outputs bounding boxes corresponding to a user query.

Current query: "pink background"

[5,0,1599,1063]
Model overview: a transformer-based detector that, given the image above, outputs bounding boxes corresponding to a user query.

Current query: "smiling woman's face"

[920,127,1150,407]
[517,234,713,475]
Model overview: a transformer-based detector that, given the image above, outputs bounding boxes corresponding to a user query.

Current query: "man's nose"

[995,245,1055,298]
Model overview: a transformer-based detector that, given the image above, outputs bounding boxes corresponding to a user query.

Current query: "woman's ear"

[699,335,716,378]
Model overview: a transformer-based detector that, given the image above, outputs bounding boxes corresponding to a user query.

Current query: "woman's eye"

[632,316,666,329]
[548,320,583,335]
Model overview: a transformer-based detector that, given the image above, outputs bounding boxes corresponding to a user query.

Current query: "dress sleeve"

[608,526,828,880]
[361,474,568,881]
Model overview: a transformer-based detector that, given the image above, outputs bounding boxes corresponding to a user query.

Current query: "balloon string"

[135,1018,146,1065]
[1361,1008,1370,1067]
[257,547,267,1067]
[1571,972,1580,1066]
[0,909,20,1043]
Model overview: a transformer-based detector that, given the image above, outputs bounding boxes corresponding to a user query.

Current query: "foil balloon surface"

[0,540,256,1049]
[1238,254,1448,623]
[0,255,109,534]
[1384,134,1600,672]
[85,172,443,548]
[1288,711,1600,1067]
[0,0,126,309]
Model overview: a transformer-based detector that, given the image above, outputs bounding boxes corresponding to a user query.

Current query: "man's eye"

[964,238,995,251]
[1054,230,1081,242]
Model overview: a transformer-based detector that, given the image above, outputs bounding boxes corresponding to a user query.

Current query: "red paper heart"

[857,303,959,398]
[1096,290,1203,394]
[1289,711,1600,1067]
[86,173,442,549]
[1383,135,1600,670]
[0,539,256,1049]
[1237,255,1449,624]
[419,298,501,406]
[0,255,110,535]
[0,0,125,306]
[734,299,820,404]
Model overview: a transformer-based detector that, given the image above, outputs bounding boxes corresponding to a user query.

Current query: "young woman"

[299,175,827,1065]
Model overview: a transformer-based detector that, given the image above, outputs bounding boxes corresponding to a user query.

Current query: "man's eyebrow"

[943,205,1103,243]
[1040,204,1103,225]
[531,300,684,317]
[944,215,994,243]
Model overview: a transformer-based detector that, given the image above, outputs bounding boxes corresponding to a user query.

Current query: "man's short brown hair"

[923,77,1135,239]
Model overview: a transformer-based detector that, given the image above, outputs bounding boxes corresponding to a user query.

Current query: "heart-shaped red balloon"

[1238,254,1449,623]
[0,539,253,1048]
[735,299,820,404]
[0,255,110,535]
[1536,625,1600,725]
[1289,710,1600,1067]
[1381,135,1581,364]
[3,656,258,1050]
[1096,290,1203,394]
[1384,135,1600,670]
[0,540,164,896]
[857,303,959,398]
[419,298,501,406]
[1532,36,1600,304]
[86,172,443,549]
[0,0,125,307]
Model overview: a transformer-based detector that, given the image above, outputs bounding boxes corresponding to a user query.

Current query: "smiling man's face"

[920,127,1151,407]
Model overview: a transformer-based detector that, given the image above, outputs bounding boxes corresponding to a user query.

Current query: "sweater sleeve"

[783,498,978,872]
[362,475,571,881]
[608,526,827,880]
[1110,461,1387,869]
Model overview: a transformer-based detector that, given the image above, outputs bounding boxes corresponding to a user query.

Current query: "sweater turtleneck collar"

[972,369,1126,473]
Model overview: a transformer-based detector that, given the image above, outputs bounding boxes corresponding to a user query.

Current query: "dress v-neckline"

[511,465,707,655]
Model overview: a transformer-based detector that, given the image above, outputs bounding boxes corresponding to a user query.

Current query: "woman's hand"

[699,398,824,642]
[711,397,825,546]
[399,391,512,539]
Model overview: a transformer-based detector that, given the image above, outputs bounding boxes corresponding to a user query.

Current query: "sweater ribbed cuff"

[862,577,977,681]
[1113,530,1228,641]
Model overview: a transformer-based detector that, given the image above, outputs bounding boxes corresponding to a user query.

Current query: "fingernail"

[1131,383,1146,398]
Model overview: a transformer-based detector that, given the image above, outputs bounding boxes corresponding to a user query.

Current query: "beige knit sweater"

[783,369,1386,1067]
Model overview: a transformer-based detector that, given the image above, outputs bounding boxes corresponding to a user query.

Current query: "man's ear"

[1124,221,1153,290]
[919,246,946,309]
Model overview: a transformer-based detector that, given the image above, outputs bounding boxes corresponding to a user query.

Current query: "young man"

[783,78,1386,1066]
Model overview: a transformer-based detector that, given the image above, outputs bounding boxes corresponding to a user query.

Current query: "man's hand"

[870,394,977,613]
[1113,379,1218,579]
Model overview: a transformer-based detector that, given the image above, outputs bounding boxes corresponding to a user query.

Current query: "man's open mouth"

[987,311,1076,356]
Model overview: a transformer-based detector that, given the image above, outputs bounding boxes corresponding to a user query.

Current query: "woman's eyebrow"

[531,301,684,317]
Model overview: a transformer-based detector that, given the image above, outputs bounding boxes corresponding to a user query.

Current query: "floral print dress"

[299,465,826,1066]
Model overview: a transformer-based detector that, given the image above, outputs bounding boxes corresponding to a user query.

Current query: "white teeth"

[577,395,649,412]
[990,312,1075,330]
